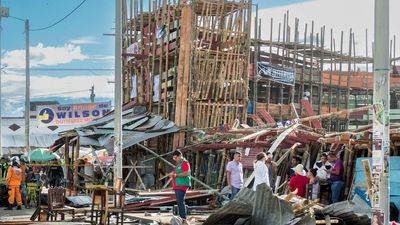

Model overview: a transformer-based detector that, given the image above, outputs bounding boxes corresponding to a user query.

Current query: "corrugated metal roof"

[251,183,294,225]
[318,200,371,225]
[204,185,294,225]
[203,188,255,225]
[53,106,179,152]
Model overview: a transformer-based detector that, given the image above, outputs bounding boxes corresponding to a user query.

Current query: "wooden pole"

[329,29,334,131]
[362,159,373,200]
[133,0,138,41]
[150,0,157,113]
[206,153,215,186]
[353,32,356,72]
[291,18,299,104]
[346,29,353,129]
[277,22,283,109]
[253,4,259,116]
[217,150,227,189]
[300,23,308,114]
[336,31,344,131]
[136,143,221,195]
[195,150,201,189]
[64,138,70,190]
[267,18,273,110]
[173,3,192,148]
[71,141,75,192]
[73,137,80,194]
[319,26,325,116]
[309,21,314,105]
[342,145,350,197]
[245,0,253,122]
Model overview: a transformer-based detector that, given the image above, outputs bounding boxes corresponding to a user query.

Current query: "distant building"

[1,116,76,155]
[1,101,73,155]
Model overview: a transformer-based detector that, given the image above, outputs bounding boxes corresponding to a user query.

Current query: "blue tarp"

[354,157,400,210]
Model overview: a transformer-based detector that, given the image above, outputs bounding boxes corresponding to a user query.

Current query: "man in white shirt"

[313,153,331,204]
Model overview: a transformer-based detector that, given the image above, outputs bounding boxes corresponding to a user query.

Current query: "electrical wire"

[30,0,88,32]
[7,68,114,71]
[7,89,90,100]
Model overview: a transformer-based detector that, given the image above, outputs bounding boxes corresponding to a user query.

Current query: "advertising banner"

[257,62,296,86]
[37,102,112,126]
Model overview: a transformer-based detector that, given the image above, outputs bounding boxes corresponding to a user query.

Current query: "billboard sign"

[257,62,296,86]
[37,102,112,126]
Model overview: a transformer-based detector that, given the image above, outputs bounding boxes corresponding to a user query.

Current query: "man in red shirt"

[168,150,191,225]
[288,164,309,198]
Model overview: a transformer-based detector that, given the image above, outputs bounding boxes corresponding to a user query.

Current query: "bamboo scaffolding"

[346,29,353,129]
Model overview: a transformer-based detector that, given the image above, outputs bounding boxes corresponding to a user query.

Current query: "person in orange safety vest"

[4,159,22,210]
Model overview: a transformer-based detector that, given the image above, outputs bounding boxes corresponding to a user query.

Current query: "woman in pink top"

[167,150,191,225]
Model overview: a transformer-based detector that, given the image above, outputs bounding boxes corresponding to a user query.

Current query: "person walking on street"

[20,158,30,208]
[5,158,23,210]
[253,152,270,191]
[265,152,278,191]
[327,152,344,203]
[47,159,64,187]
[226,151,243,199]
[0,157,7,184]
[168,150,191,225]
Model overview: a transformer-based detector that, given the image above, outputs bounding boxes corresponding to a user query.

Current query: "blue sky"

[0,0,310,116]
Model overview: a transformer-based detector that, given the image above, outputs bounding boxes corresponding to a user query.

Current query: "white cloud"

[69,36,99,45]
[257,0,400,57]
[92,55,115,63]
[2,43,88,69]
[1,72,114,100]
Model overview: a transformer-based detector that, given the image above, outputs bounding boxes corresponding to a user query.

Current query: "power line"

[30,0,88,32]
[7,89,90,100]
[7,68,114,71]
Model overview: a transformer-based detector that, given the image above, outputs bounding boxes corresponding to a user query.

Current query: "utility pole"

[0,5,29,156]
[372,0,390,224]
[0,0,4,157]
[90,85,95,103]
[0,1,10,157]
[113,0,123,183]
[25,19,30,153]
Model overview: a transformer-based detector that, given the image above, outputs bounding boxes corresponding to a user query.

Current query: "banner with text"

[37,102,112,126]
[257,62,296,86]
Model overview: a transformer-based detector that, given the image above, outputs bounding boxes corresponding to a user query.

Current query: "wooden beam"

[362,159,373,200]
[136,143,221,196]
[173,3,192,149]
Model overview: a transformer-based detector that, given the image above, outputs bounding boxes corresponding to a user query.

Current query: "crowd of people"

[162,148,348,225]
[0,156,65,210]
[225,150,345,204]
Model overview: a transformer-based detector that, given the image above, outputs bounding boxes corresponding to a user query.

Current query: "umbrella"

[29,148,60,161]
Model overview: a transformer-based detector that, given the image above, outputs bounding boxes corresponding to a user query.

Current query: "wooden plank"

[267,124,300,154]
[301,99,322,128]
[258,110,276,124]
[178,4,193,147]
[362,159,373,200]
[173,4,191,148]
[249,114,265,126]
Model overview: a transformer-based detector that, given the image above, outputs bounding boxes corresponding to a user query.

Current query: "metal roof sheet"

[52,106,179,153]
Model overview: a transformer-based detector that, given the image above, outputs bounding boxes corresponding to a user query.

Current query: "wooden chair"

[107,177,125,225]
[89,179,125,225]
[47,187,75,221]
[90,188,108,225]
